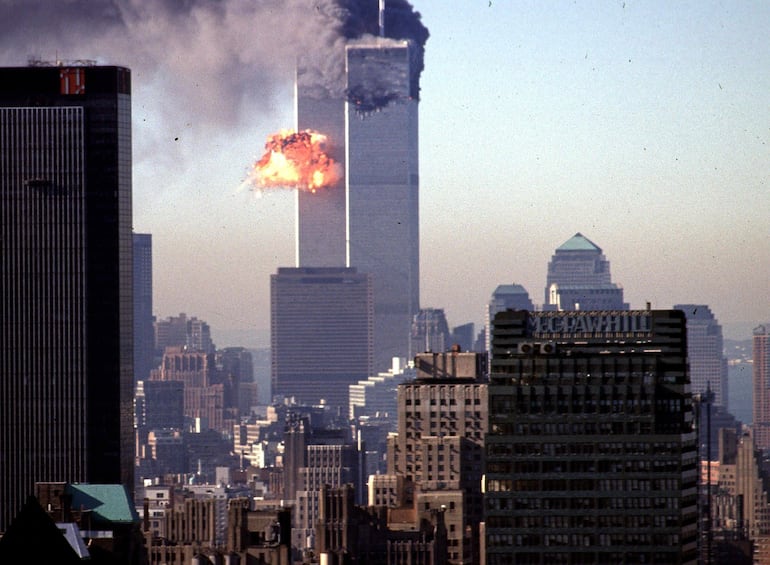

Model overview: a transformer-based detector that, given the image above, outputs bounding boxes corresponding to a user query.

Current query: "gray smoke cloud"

[0,0,429,126]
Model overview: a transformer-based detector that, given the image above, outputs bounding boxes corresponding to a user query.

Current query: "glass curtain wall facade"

[0,66,133,530]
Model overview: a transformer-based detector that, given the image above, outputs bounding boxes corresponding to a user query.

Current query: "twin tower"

[271,39,420,409]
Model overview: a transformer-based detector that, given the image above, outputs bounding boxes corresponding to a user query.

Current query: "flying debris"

[246,129,341,193]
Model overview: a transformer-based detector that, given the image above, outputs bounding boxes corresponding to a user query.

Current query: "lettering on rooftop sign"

[529,312,652,337]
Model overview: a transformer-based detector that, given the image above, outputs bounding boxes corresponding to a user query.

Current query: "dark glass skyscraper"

[0,65,133,530]
[486,309,698,564]
[133,232,154,383]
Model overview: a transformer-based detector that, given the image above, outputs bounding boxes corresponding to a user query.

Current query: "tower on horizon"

[0,64,134,530]
[544,232,628,311]
[675,304,728,408]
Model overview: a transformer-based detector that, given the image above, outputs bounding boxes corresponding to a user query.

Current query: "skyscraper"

[292,30,423,369]
[544,232,627,311]
[486,309,698,564]
[0,64,133,530]
[753,324,770,451]
[133,232,154,383]
[675,304,728,408]
[271,267,373,412]
[346,39,420,371]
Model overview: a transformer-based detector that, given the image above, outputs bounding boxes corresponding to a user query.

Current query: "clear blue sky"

[2,0,768,343]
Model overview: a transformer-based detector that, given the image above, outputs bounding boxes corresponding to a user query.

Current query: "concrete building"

[154,313,215,355]
[151,347,238,436]
[388,350,488,565]
[485,309,698,564]
[0,64,134,530]
[753,324,770,451]
[349,358,413,421]
[711,428,770,563]
[271,267,373,412]
[544,233,628,311]
[676,304,729,408]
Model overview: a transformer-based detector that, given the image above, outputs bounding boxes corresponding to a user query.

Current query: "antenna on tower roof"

[379,0,385,37]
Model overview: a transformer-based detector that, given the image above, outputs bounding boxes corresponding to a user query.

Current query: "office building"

[133,233,154,383]
[411,308,451,357]
[0,64,133,531]
[675,304,728,408]
[544,233,627,311]
[753,324,770,451]
[271,267,373,411]
[485,283,534,353]
[154,313,215,355]
[292,25,422,373]
[387,350,488,565]
[485,309,698,564]
[346,39,421,371]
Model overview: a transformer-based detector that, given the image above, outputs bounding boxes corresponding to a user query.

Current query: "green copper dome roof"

[556,233,602,252]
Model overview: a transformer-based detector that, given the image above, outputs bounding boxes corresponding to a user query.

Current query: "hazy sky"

[2,1,768,344]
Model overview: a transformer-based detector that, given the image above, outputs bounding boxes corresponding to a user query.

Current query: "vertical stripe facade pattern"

[0,106,87,527]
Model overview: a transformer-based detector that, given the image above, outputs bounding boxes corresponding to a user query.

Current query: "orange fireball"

[249,129,341,192]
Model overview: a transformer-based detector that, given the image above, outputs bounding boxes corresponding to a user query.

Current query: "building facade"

[270,267,373,411]
[753,324,770,451]
[486,309,698,564]
[544,233,627,311]
[675,304,728,408]
[292,35,421,374]
[388,350,488,565]
[485,283,535,353]
[133,233,154,383]
[0,64,133,530]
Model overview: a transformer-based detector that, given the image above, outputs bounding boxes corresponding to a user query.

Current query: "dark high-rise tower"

[0,64,133,530]
[485,309,698,564]
[133,233,154,383]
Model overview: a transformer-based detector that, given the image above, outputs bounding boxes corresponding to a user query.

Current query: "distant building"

[0,64,134,530]
[133,233,155,383]
[271,267,373,413]
[150,347,238,436]
[676,304,729,408]
[544,232,627,311]
[753,323,770,451]
[388,350,488,565]
[154,313,215,355]
[349,358,413,421]
[485,284,534,353]
[485,309,698,564]
[450,323,475,352]
[411,308,451,357]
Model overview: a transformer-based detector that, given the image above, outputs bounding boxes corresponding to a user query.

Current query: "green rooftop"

[556,232,601,252]
[66,484,139,525]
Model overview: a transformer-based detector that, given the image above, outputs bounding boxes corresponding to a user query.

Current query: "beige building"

[387,349,487,565]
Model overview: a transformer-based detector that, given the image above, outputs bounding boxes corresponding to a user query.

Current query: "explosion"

[247,129,341,193]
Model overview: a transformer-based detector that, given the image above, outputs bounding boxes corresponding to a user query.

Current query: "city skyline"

[1,1,767,344]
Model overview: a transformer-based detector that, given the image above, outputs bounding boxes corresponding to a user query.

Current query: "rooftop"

[556,232,602,253]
